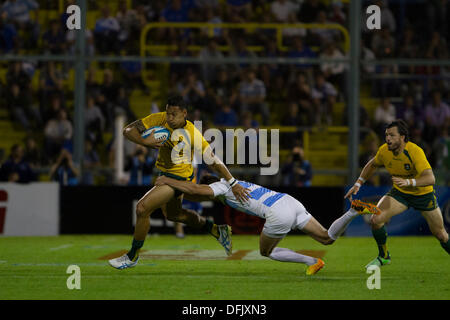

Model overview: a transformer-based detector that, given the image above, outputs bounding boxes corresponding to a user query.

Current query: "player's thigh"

[259,232,283,256]
[421,208,448,240]
[301,216,332,245]
[161,194,183,220]
[372,195,408,226]
[136,185,175,216]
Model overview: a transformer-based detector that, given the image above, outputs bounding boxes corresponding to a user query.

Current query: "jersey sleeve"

[412,146,432,176]
[209,181,230,197]
[373,145,385,167]
[141,112,166,129]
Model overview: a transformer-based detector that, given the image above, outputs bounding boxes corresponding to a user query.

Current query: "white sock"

[327,208,359,240]
[268,247,317,266]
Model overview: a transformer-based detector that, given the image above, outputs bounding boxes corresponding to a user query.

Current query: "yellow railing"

[140,22,350,57]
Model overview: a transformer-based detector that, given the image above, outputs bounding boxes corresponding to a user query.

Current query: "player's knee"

[135,201,149,219]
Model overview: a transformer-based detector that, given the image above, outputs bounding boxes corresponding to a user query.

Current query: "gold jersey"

[141,112,210,179]
[374,141,433,195]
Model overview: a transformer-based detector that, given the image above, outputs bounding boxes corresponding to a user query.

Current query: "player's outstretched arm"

[203,148,251,202]
[155,176,214,197]
[344,157,378,200]
[123,119,164,148]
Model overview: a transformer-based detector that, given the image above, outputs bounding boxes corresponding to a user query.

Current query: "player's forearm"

[123,120,150,147]
[412,170,435,187]
[355,158,377,184]
[163,179,197,194]
[209,162,233,181]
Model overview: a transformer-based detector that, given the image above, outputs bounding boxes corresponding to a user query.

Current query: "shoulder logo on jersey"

[404,163,411,170]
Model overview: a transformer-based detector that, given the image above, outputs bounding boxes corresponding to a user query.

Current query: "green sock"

[127,239,144,261]
[440,238,450,254]
[372,226,389,258]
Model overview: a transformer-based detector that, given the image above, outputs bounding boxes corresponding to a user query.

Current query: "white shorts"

[262,194,312,238]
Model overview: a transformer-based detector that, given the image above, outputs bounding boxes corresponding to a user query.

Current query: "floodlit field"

[0,235,448,300]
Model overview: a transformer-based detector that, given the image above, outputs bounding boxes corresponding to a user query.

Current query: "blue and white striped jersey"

[208,179,286,219]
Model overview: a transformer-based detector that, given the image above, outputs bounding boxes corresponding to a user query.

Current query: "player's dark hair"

[166,94,188,110]
[200,175,220,185]
[386,119,409,142]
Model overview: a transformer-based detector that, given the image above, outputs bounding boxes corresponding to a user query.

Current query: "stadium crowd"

[0,0,449,186]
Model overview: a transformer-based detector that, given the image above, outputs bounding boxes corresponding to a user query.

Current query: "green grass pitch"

[0,235,448,300]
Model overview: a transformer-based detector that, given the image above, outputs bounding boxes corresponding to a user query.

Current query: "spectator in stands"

[125,145,156,186]
[23,136,43,168]
[396,94,424,130]
[342,102,371,130]
[213,97,238,128]
[49,148,79,186]
[160,0,193,22]
[287,72,314,125]
[120,48,147,93]
[6,61,30,92]
[431,127,450,176]
[44,109,73,161]
[42,19,66,55]
[168,38,195,87]
[44,94,64,124]
[311,72,337,125]
[85,95,105,146]
[282,13,306,40]
[5,83,40,131]
[227,35,257,73]
[177,70,206,110]
[311,10,339,44]
[225,0,252,23]
[116,0,140,49]
[66,27,95,57]
[281,145,312,187]
[297,0,327,23]
[270,0,298,23]
[411,127,431,159]
[38,61,65,107]
[375,0,396,32]
[374,97,396,137]
[281,102,304,127]
[287,36,316,77]
[199,37,224,85]
[371,28,395,58]
[210,68,238,109]
[0,144,36,183]
[423,31,448,75]
[94,5,120,55]
[426,0,449,38]
[360,41,376,74]
[238,68,270,125]
[116,87,137,122]
[329,0,346,25]
[97,69,119,128]
[1,0,39,50]
[423,91,450,143]
[86,67,100,99]
[0,11,17,53]
[81,139,101,185]
[320,41,346,93]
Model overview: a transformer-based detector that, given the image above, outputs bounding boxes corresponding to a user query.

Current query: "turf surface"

[0,235,448,300]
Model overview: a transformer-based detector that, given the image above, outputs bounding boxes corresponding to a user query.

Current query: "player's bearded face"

[166,105,187,129]
[385,127,403,151]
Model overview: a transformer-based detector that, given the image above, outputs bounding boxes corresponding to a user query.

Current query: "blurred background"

[0,0,449,236]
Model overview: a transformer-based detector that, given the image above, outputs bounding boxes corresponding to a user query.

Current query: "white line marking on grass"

[49,244,73,251]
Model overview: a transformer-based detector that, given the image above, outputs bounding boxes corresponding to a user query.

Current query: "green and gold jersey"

[141,112,210,179]
[374,141,433,195]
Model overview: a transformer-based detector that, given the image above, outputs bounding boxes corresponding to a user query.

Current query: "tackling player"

[155,174,381,275]
[345,119,450,268]
[109,95,250,269]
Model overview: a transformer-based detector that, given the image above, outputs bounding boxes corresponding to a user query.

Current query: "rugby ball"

[141,126,171,143]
